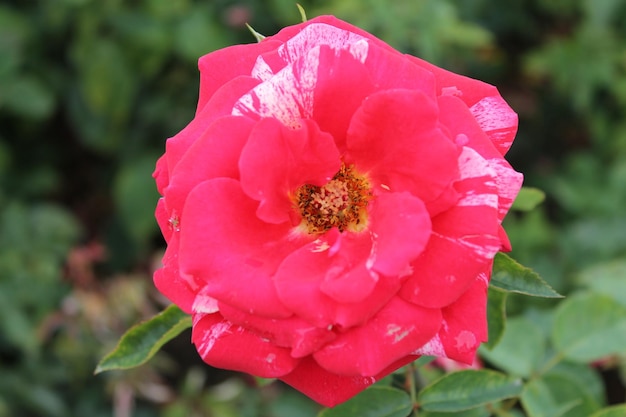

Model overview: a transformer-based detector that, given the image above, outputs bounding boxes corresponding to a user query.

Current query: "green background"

[1,0,625,416]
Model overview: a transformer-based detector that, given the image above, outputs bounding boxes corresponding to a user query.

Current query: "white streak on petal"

[233,47,319,126]
[470,96,518,154]
[196,321,232,359]
[488,158,524,220]
[251,56,273,81]
[193,293,220,314]
[414,334,446,356]
[278,23,369,64]
[457,147,498,209]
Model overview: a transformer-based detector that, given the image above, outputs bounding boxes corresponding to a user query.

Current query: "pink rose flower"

[153,16,523,407]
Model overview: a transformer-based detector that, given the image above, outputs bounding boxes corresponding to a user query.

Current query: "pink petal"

[437,96,523,221]
[179,178,310,318]
[399,148,501,308]
[233,44,375,145]
[407,55,500,107]
[470,95,518,156]
[239,117,341,224]
[269,16,397,55]
[279,355,417,408]
[313,297,441,376]
[364,43,435,94]
[196,40,282,113]
[164,115,255,218]
[439,274,489,364]
[219,302,337,358]
[368,192,432,276]
[438,95,503,160]
[274,232,404,328]
[161,76,261,185]
[192,313,299,378]
[345,89,460,210]
[153,232,196,314]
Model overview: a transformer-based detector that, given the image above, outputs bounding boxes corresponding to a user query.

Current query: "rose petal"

[159,76,261,190]
[470,95,518,156]
[438,274,489,364]
[279,355,417,408]
[239,117,341,224]
[399,147,501,308]
[180,178,310,318]
[197,40,282,113]
[192,313,299,377]
[154,232,196,314]
[234,44,376,147]
[345,89,459,210]
[275,232,404,328]
[313,297,441,376]
[407,55,500,107]
[368,192,431,276]
[219,302,337,358]
[164,116,255,218]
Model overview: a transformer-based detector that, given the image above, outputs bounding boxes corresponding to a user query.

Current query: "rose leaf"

[490,253,562,298]
[511,187,545,211]
[95,305,192,373]
[318,386,412,417]
[484,287,507,350]
[552,292,626,362]
[418,369,523,412]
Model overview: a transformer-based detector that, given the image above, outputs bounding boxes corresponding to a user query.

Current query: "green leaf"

[485,287,507,349]
[577,259,626,307]
[552,292,626,362]
[480,317,545,377]
[523,371,602,417]
[95,305,192,373]
[418,370,523,412]
[520,378,579,417]
[511,187,546,211]
[318,386,412,417]
[491,253,562,298]
[420,408,490,417]
[590,405,626,417]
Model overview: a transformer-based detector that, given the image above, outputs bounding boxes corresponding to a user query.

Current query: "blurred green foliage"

[1,0,625,416]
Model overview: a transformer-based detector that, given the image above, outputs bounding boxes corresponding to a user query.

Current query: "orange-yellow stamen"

[294,164,372,234]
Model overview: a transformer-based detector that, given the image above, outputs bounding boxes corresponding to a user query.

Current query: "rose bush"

[153,15,523,407]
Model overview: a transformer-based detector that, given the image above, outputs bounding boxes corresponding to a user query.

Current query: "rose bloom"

[153,16,522,407]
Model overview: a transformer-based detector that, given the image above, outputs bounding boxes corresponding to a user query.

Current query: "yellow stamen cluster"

[294,164,372,234]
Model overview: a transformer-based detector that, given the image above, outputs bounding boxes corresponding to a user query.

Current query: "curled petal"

[275,232,404,328]
[192,313,299,378]
[313,297,441,376]
[239,117,340,224]
[346,89,459,209]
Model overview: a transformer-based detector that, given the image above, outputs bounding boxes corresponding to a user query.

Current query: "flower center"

[294,164,372,234]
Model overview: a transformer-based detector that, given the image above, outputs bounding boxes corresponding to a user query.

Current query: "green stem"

[407,363,419,416]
